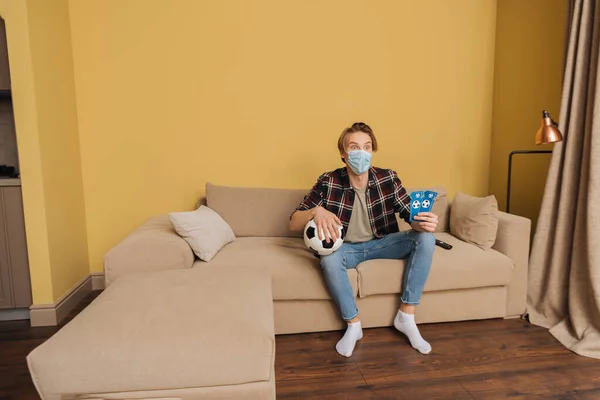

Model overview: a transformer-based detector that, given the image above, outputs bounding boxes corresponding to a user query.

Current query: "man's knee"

[415,231,435,250]
[320,252,344,273]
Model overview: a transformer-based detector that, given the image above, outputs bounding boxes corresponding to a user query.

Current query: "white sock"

[394,310,431,354]
[336,321,363,357]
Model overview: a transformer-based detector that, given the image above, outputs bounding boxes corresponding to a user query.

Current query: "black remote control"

[435,239,453,250]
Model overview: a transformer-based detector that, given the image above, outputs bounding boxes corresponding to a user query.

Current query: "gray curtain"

[527,0,600,359]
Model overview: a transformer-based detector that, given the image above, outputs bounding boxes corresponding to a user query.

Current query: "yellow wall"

[0,0,89,304]
[2,0,567,303]
[489,0,567,229]
[26,0,90,300]
[68,0,498,273]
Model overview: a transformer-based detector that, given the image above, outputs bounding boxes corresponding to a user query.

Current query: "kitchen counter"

[0,178,21,187]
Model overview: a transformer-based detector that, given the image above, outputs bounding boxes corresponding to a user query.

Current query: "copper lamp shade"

[506,110,564,213]
[536,110,564,145]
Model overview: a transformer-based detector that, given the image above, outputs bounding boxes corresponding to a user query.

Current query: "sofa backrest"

[206,183,306,237]
[205,182,450,237]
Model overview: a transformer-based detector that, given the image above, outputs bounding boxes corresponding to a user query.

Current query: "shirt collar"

[341,167,377,190]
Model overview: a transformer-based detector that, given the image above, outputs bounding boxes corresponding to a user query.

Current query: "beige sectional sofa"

[105,182,532,334]
[28,182,531,400]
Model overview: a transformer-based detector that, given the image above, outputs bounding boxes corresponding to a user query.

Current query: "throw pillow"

[450,192,499,250]
[169,205,235,262]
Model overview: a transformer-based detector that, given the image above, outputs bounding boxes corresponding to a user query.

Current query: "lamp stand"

[506,150,553,214]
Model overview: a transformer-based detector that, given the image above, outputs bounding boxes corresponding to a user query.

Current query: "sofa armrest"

[103,215,195,287]
[492,211,532,317]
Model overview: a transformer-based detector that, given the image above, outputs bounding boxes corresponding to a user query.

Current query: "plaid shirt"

[294,167,412,238]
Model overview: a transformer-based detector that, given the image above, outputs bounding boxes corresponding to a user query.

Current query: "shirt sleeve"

[392,171,412,224]
[291,175,325,219]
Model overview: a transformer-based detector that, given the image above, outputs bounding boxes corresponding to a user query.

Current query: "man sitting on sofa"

[289,122,438,358]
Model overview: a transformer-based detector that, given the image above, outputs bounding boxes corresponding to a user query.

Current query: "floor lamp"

[506,110,564,214]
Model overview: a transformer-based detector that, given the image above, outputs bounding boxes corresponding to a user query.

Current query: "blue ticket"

[419,190,438,214]
[409,191,424,222]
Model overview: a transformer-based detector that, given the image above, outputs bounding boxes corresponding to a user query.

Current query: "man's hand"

[411,212,438,233]
[313,206,342,243]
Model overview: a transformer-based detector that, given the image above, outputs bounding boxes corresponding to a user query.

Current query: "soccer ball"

[422,199,430,209]
[412,200,421,209]
[303,219,344,256]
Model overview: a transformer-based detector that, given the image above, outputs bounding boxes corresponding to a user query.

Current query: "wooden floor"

[2,292,600,400]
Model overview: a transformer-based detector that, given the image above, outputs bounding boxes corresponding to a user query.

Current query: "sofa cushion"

[194,237,359,301]
[450,192,499,250]
[356,233,515,298]
[206,182,306,238]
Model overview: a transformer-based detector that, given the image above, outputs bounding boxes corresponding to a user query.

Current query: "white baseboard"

[91,272,105,290]
[29,272,104,327]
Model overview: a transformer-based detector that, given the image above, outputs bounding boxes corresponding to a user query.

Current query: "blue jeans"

[320,230,435,321]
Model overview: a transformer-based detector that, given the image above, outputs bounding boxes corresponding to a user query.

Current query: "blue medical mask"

[347,150,372,175]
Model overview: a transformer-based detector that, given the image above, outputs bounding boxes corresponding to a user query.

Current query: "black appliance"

[0,165,18,178]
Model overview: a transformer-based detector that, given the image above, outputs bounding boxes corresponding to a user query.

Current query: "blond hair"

[337,122,378,154]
